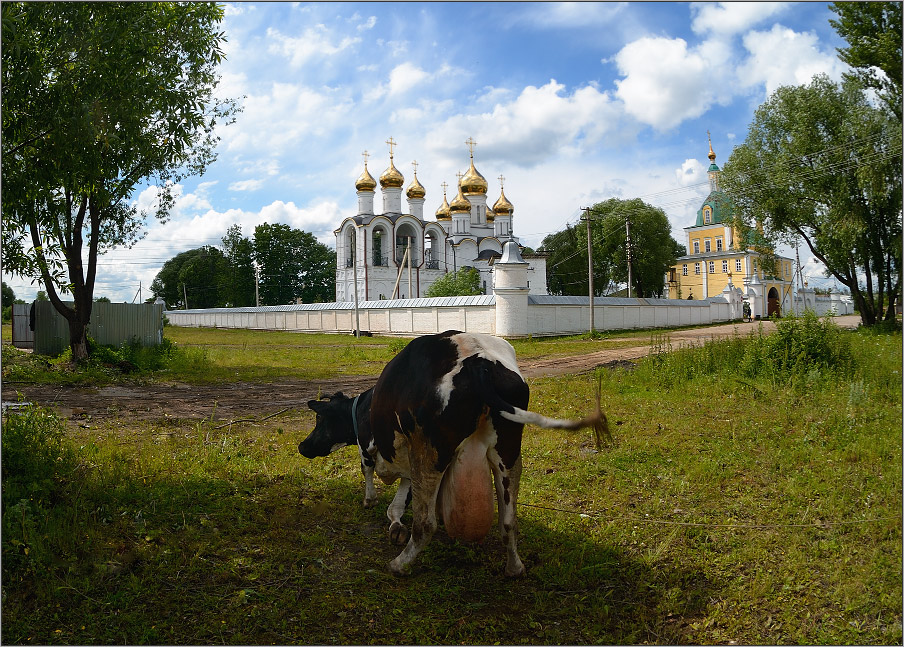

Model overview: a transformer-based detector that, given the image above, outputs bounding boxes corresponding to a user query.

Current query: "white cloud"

[388,62,430,95]
[514,2,627,28]
[134,183,213,220]
[229,179,264,192]
[357,15,377,32]
[690,2,788,36]
[220,82,354,154]
[266,25,360,68]
[739,25,846,95]
[613,37,719,130]
[676,158,706,186]
[223,3,246,17]
[428,80,625,167]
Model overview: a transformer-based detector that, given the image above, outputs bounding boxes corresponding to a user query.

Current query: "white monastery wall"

[165,293,739,337]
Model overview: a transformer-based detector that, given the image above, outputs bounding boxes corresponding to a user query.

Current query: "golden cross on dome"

[456,171,464,182]
[465,137,477,157]
[386,136,397,158]
[441,181,448,196]
[362,150,370,166]
[498,174,505,189]
[411,160,418,175]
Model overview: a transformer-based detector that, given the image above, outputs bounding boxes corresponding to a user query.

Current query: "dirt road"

[7,315,861,423]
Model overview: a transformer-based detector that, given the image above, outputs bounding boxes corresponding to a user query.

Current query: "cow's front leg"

[359,449,378,509]
[387,478,411,545]
[491,453,525,577]
[389,446,444,576]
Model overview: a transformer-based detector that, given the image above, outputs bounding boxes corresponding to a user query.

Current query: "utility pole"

[183,283,189,310]
[581,207,595,334]
[625,215,633,298]
[254,265,260,307]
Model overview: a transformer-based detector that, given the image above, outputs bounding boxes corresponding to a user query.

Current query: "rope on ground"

[519,501,902,530]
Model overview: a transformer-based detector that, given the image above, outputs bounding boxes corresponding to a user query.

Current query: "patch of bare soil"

[7,316,861,423]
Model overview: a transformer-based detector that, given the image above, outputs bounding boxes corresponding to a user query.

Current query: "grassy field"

[1,317,901,644]
[1,321,675,385]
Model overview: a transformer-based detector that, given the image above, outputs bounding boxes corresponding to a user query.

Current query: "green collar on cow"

[351,394,361,441]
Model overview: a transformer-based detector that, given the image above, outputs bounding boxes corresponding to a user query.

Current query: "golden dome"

[355,164,377,192]
[493,187,514,216]
[460,156,488,195]
[406,171,426,200]
[380,157,404,188]
[435,194,451,220]
[485,205,495,222]
[708,131,717,163]
[449,182,471,214]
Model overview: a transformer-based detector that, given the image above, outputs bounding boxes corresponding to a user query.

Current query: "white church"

[334,138,547,302]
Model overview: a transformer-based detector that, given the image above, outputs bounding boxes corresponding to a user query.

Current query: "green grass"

[2,320,751,387]
[1,326,410,385]
[1,319,901,644]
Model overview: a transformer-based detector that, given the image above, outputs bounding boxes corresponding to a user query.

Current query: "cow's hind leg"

[387,478,412,545]
[490,452,525,577]
[388,445,444,576]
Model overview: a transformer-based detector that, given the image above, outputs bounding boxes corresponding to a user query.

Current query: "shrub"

[641,312,855,388]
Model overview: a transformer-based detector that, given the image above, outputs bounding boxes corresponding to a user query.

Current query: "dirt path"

[7,315,861,423]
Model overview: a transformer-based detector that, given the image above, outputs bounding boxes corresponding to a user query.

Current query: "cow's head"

[298,391,356,459]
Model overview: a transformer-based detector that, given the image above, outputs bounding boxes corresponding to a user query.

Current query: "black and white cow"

[299,330,605,577]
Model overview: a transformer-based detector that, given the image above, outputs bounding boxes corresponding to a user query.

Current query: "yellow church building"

[666,138,794,318]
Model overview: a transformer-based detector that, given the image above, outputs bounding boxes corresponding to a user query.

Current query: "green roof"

[694,190,734,226]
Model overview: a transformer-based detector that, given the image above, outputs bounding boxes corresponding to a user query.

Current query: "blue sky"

[5,2,851,302]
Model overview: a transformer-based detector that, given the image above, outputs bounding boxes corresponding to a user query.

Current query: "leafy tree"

[541,199,683,298]
[1,2,236,361]
[424,267,482,297]
[540,224,596,296]
[150,246,227,309]
[252,223,335,305]
[36,290,48,301]
[221,225,257,307]
[93,296,111,303]
[1,282,15,306]
[721,75,902,326]
[829,2,902,120]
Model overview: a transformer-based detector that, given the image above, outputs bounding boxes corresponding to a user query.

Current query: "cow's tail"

[500,407,610,449]
[470,357,611,449]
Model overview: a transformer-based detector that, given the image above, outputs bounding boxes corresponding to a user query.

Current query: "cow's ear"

[308,399,325,412]
[328,391,345,401]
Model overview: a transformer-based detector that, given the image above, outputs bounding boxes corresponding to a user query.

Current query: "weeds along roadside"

[1,315,901,644]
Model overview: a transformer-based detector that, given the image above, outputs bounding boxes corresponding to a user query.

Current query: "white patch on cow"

[373,430,411,485]
[436,333,524,411]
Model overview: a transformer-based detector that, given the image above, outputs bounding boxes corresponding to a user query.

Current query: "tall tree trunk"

[68,316,89,362]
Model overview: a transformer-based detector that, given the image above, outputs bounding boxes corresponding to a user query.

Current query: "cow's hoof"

[504,561,526,578]
[388,558,410,576]
[363,496,378,509]
[389,521,410,545]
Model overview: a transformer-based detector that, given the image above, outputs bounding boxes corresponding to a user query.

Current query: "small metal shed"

[27,301,164,356]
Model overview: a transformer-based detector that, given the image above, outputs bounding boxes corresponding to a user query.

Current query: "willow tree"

[1,2,236,360]
[721,75,902,326]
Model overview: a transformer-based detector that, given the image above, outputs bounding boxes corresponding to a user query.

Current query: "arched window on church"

[425,231,440,269]
[703,208,712,224]
[396,223,418,265]
[372,226,388,266]
[345,227,355,268]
